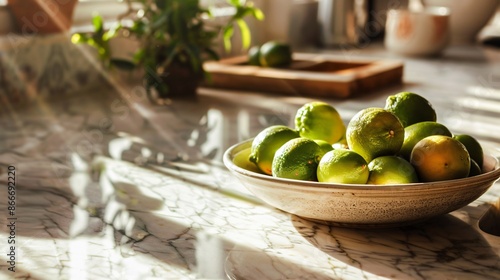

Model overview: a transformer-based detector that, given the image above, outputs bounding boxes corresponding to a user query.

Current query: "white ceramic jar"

[384,7,450,56]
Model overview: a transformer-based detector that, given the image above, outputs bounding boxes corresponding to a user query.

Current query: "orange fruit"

[410,135,470,182]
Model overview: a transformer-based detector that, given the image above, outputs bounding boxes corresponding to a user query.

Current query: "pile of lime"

[246,92,484,184]
[247,41,293,68]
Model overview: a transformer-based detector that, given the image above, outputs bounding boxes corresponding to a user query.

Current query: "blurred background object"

[480,8,500,48]
[384,7,450,56]
[423,0,499,45]
[6,0,78,34]
[245,0,319,50]
[0,1,14,35]
[317,0,368,47]
[72,0,128,29]
[289,0,320,48]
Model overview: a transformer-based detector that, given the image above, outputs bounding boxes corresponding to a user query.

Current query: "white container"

[423,0,499,45]
[384,7,450,57]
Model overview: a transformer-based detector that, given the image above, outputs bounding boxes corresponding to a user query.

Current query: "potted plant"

[72,0,264,100]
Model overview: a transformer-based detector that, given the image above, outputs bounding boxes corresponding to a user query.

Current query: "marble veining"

[0,41,500,279]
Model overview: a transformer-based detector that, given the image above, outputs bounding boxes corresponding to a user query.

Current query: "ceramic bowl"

[223,139,500,228]
[423,0,499,44]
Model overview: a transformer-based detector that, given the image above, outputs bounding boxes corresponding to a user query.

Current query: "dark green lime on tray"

[247,45,261,66]
[258,41,292,68]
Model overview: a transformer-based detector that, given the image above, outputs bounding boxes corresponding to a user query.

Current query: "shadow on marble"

[292,213,500,279]
[479,198,500,237]
[224,243,339,280]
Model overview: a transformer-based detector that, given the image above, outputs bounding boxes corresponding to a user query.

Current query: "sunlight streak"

[69,239,88,280]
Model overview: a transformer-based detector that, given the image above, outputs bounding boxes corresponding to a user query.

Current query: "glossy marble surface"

[1,40,500,279]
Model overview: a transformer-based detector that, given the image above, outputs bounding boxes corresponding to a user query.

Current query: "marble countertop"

[1,42,500,280]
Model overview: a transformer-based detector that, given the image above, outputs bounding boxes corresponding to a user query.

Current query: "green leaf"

[227,0,241,6]
[92,14,104,34]
[152,13,168,29]
[103,23,121,41]
[130,20,147,36]
[73,0,265,76]
[235,19,251,50]
[162,42,182,68]
[204,47,220,61]
[71,33,88,44]
[133,48,146,64]
[223,25,234,52]
[185,45,203,72]
[252,8,265,20]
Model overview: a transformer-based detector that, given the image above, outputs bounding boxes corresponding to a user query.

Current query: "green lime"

[367,156,419,185]
[248,45,261,66]
[233,148,263,173]
[259,41,292,68]
[346,108,404,163]
[332,141,349,150]
[295,101,346,144]
[317,149,369,184]
[399,121,452,160]
[272,138,325,181]
[385,92,437,127]
[314,139,334,154]
[469,159,482,177]
[249,125,300,175]
[453,134,484,168]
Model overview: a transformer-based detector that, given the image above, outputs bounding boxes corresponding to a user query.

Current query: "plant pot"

[7,0,78,34]
[146,62,203,101]
[108,34,140,70]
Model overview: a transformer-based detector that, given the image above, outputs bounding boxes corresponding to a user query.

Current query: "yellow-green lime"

[249,125,300,175]
[410,135,470,182]
[385,92,437,127]
[332,141,349,150]
[453,134,484,168]
[346,107,404,163]
[332,132,348,150]
[272,138,325,181]
[295,101,346,144]
[314,139,334,153]
[247,45,261,66]
[399,121,452,160]
[337,132,348,145]
[259,41,293,68]
[367,156,419,185]
[233,148,263,173]
[317,149,369,184]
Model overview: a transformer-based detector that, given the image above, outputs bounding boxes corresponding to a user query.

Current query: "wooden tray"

[203,53,404,98]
